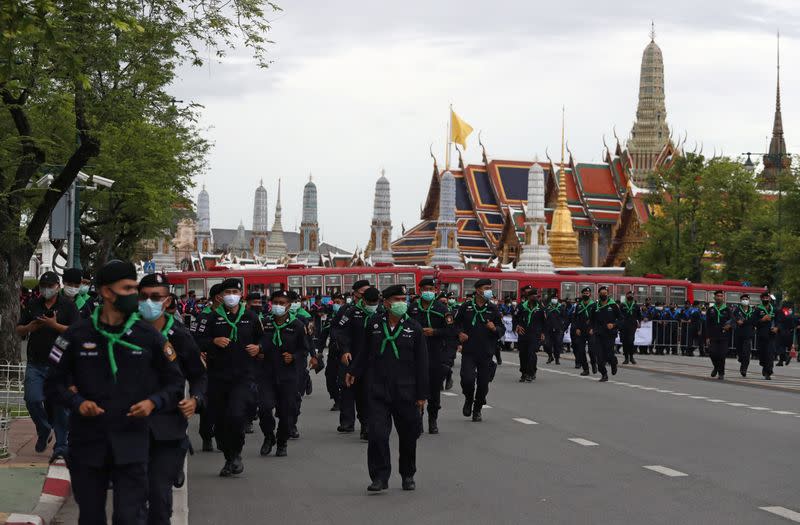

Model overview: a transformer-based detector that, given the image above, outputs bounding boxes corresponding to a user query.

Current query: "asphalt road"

[184,351,800,525]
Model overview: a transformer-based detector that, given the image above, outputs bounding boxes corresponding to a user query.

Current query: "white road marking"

[727,403,749,407]
[749,407,771,411]
[707,399,727,403]
[772,411,797,415]
[568,438,599,447]
[656,389,673,393]
[670,392,691,396]
[759,506,800,522]
[483,405,493,409]
[512,418,538,425]
[689,396,708,399]
[643,465,688,477]
[442,392,458,397]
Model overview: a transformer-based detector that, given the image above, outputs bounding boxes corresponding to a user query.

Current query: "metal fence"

[0,361,26,458]
[648,319,758,355]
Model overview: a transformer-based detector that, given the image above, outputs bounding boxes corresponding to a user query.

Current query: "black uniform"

[190,306,215,447]
[732,305,756,376]
[148,318,206,525]
[194,305,263,462]
[442,302,460,389]
[336,302,374,432]
[47,313,184,525]
[569,300,595,374]
[407,299,453,426]
[257,315,309,449]
[350,313,428,485]
[705,303,732,378]
[755,302,777,377]
[775,306,796,366]
[512,300,545,379]
[544,301,568,365]
[325,306,348,405]
[455,299,505,415]
[619,300,642,364]
[591,299,623,379]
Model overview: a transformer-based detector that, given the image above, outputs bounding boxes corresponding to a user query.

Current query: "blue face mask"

[289,302,301,312]
[421,291,436,302]
[138,299,164,321]
[482,289,494,300]
[332,303,341,313]
[272,304,287,317]
[364,304,378,314]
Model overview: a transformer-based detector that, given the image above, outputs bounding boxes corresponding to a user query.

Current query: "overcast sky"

[171,0,800,253]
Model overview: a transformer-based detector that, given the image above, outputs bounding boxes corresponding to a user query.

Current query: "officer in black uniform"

[455,279,505,422]
[705,290,732,380]
[194,278,263,477]
[755,291,777,379]
[407,277,453,434]
[591,286,622,382]
[322,293,347,411]
[191,283,223,452]
[733,294,756,378]
[337,281,379,438]
[544,293,568,367]
[47,261,184,525]
[439,292,459,391]
[569,288,594,376]
[257,290,310,457]
[138,273,207,525]
[244,292,265,434]
[513,287,545,382]
[346,284,428,492]
[620,290,642,365]
[63,268,95,319]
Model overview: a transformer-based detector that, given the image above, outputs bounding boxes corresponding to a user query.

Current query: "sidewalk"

[0,418,51,522]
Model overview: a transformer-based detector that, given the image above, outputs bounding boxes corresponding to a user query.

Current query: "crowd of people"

[15,263,800,522]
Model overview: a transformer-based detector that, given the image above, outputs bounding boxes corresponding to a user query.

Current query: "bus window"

[305,275,323,297]
[501,280,519,300]
[634,285,648,303]
[378,273,396,289]
[247,283,265,294]
[359,274,376,286]
[693,290,707,304]
[670,286,687,305]
[463,278,477,296]
[445,282,461,298]
[598,283,614,297]
[187,278,205,297]
[324,274,342,295]
[541,288,559,302]
[651,285,667,304]
[342,274,356,290]
[288,276,303,296]
[561,282,576,301]
[725,292,739,305]
[268,283,283,295]
[578,283,595,297]
[398,273,416,295]
[172,284,185,297]
[617,284,631,301]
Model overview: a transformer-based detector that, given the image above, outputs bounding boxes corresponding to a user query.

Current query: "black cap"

[96,260,137,287]
[246,292,262,301]
[760,291,771,298]
[63,268,83,284]
[352,279,370,291]
[39,271,60,285]
[271,290,290,301]
[474,278,492,289]
[332,293,344,300]
[209,283,224,298]
[712,290,724,296]
[138,273,170,289]
[382,284,407,298]
[363,287,380,302]
[581,287,592,293]
[418,277,436,288]
[220,278,242,292]
[740,294,750,299]
[598,285,608,292]
[288,290,300,301]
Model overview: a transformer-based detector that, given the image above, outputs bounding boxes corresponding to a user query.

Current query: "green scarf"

[416,299,444,328]
[739,306,754,320]
[380,320,403,358]
[90,306,142,381]
[160,315,175,338]
[215,305,246,342]
[356,300,374,328]
[623,300,637,316]
[522,300,540,325]
[577,299,595,318]
[75,292,90,310]
[757,304,774,317]
[710,303,726,324]
[271,316,291,347]
[470,300,488,326]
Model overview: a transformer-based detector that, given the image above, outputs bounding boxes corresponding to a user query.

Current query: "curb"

[4,459,70,525]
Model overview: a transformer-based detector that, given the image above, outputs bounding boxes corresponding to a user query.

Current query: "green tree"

[0,0,279,360]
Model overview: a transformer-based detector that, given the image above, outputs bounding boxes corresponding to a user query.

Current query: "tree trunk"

[0,248,27,362]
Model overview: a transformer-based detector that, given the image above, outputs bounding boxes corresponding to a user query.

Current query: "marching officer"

[194,278,263,477]
[321,293,347,411]
[544,292,568,367]
[513,287,545,382]
[337,281,380,438]
[138,273,207,525]
[755,291,777,379]
[455,279,505,422]
[705,290,733,380]
[407,277,453,434]
[732,294,756,378]
[439,292,459,391]
[47,260,184,524]
[591,286,622,382]
[570,287,595,376]
[620,290,642,365]
[256,290,310,457]
[775,300,796,367]
[62,267,95,319]
[345,284,428,492]
[191,283,223,452]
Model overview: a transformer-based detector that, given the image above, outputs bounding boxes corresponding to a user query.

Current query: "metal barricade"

[0,361,26,459]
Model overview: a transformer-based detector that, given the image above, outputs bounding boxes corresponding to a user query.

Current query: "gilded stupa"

[547,109,583,267]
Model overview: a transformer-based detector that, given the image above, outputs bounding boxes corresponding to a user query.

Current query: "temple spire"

[547,107,583,267]
[760,30,791,190]
[265,178,287,260]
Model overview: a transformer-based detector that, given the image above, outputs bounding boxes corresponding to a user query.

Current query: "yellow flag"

[450,108,473,149]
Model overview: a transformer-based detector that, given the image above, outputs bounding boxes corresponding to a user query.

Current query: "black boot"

[202,438,214,452]
[360,427,369,441]
[445,375,454,391]
[472,407,482,422]
[623,357,630,364]
[260,433,276,456]
[331,401,340,411]
[630,357,637,365]
[591,363,598,374]
[289,425,300,439]
[402,476,416,490]
[462,397,473,417]
[275,444,287,457]
[229,456,244,475]
[367,479,388,492]
[219,460,233,477]
[428,413,439,435]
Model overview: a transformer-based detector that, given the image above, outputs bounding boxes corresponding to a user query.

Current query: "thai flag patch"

[49,346,63,364]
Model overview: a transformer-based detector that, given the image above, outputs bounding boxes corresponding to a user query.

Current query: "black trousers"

[517,335,539,376]
[367,396,421,483]
[325,351,340,401]
[621,327,636,360]
[460,352,492,407]
[544,330,563,360]
[257,378,298,445]
[198,389,214,441]
[295,368,309,423]
[735,336,752,372]
[595,333,618,377]
[69,452,147,525]
[776,336,790,364]
[208,379,254,460]
[340,367,368,429]
[756,335,775,376]
[147,437,188,525]
[708,338,728,375]
[571,333,591,372]
[428,365,443,415]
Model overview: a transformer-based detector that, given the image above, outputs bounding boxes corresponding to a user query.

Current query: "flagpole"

[446,104,452,171]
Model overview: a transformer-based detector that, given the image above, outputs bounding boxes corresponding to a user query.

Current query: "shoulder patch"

[163,342,177,362]
[82,342,97,350]
[54,336,69,350]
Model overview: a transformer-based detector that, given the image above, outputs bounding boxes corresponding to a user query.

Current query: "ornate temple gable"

[420,158,440,220]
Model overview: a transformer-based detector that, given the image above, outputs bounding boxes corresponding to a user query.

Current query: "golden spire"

[548,106,583,266]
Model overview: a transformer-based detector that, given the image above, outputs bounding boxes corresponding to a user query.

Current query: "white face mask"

[63,286,80,298]
[511,301,517,307]
[551,298,558,305]
[79,284,90,295]
[364,304,378,314]
[289,302,301,312]
[40,286,58,299]
[223,293,241,308]
[741,299,750,306]
[271,304,287,317]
